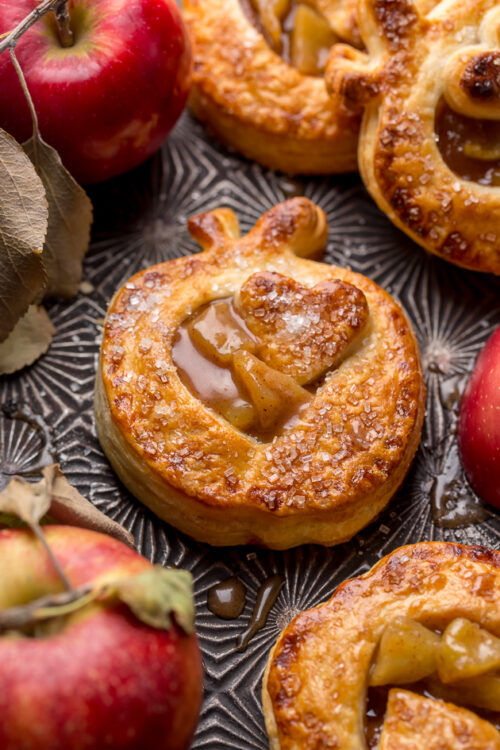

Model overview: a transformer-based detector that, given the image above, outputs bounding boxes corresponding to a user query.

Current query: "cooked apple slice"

[426,673,500,713]
[463,141,500,161]
[438,618,500,683]
[218,398,257,432]
[251,0,290,48]
[290,5,337,76]
[233,350,311,431]
[380,689,500,749]
[369,617,440,686]
[188,300,256,366]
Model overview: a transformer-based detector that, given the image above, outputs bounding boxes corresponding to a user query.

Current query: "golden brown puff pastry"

[182,0,361,174]
[263,542,500,749]
[380,690,500,750]
[325,0,500,274]
[95,198,424,549]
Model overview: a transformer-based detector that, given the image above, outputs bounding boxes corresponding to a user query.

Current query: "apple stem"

[32,522,73,592]
[0,585,92,633]
[9,48,39,143]
[0,0,70,56]
[54,1,74,48]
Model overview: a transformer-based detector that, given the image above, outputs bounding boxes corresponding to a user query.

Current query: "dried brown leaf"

[0,129,48,342]
[0,474,51,526]
[41,464,135,549]
[24,134,92,299]
[101,567,195,634]
[0,304,54,374]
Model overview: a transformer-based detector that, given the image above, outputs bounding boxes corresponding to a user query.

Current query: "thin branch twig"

[0,585,92,632]
[9,48,39,142]
[32,522,73,592]
[0,0,69,56]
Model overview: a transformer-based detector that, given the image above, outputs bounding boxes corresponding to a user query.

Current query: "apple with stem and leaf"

[0,0,191,372]
[0,471,203,750]
[458,326,500,509]
[0,0,192,183]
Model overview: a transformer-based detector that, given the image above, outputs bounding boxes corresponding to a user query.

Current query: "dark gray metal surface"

[1,112,499,748]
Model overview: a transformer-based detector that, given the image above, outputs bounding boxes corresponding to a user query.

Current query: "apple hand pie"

[96,198,424,548]
[182,0,361,173]
[264,542,500,748]
[325,0,500,273]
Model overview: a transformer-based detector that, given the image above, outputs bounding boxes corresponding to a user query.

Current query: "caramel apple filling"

[172,273,369,441]
[365,616,500,747]
[435,99,500,186]
[242,0,338,76]
[172,298,312,440]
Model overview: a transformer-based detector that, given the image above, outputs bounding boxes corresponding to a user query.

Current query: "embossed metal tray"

[1,113,500,748]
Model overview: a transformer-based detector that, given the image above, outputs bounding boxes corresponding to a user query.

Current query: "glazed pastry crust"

[263,542,500,748]
[325,0,500,273]
[380,689,500,750]
[183,0,360,174]
[96,198,424,548]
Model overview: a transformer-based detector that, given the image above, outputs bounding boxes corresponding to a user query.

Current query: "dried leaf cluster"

[0,468,195,635]
[0,130,92,374]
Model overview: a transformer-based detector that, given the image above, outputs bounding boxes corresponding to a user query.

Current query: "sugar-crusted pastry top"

[97,198,424,548]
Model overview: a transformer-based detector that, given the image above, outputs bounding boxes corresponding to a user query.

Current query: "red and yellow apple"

[0,526,202,749]
[458,326,500,509]
[0,0,192,183]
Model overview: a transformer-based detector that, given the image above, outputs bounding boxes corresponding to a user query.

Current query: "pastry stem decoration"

[326,0,500,273]
[96,198,424,548]
[264,542,500,748]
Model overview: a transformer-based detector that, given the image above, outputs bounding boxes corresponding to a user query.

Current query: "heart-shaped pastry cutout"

[235,271,369,385]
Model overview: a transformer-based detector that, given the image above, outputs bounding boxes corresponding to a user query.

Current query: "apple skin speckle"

[458,326,500,508]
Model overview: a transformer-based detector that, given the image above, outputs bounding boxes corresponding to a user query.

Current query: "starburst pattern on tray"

[1,112,500,748]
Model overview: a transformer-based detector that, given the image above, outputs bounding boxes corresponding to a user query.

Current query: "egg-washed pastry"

[182,0,361,173]
[380,690,500,750]
[95,198,424,548]
[264,542,500,748]
[326,0,500,274]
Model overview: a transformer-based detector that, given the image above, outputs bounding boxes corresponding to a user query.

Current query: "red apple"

[0,526,202,749]
[458,326,500,508]
[0,0,192,183]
